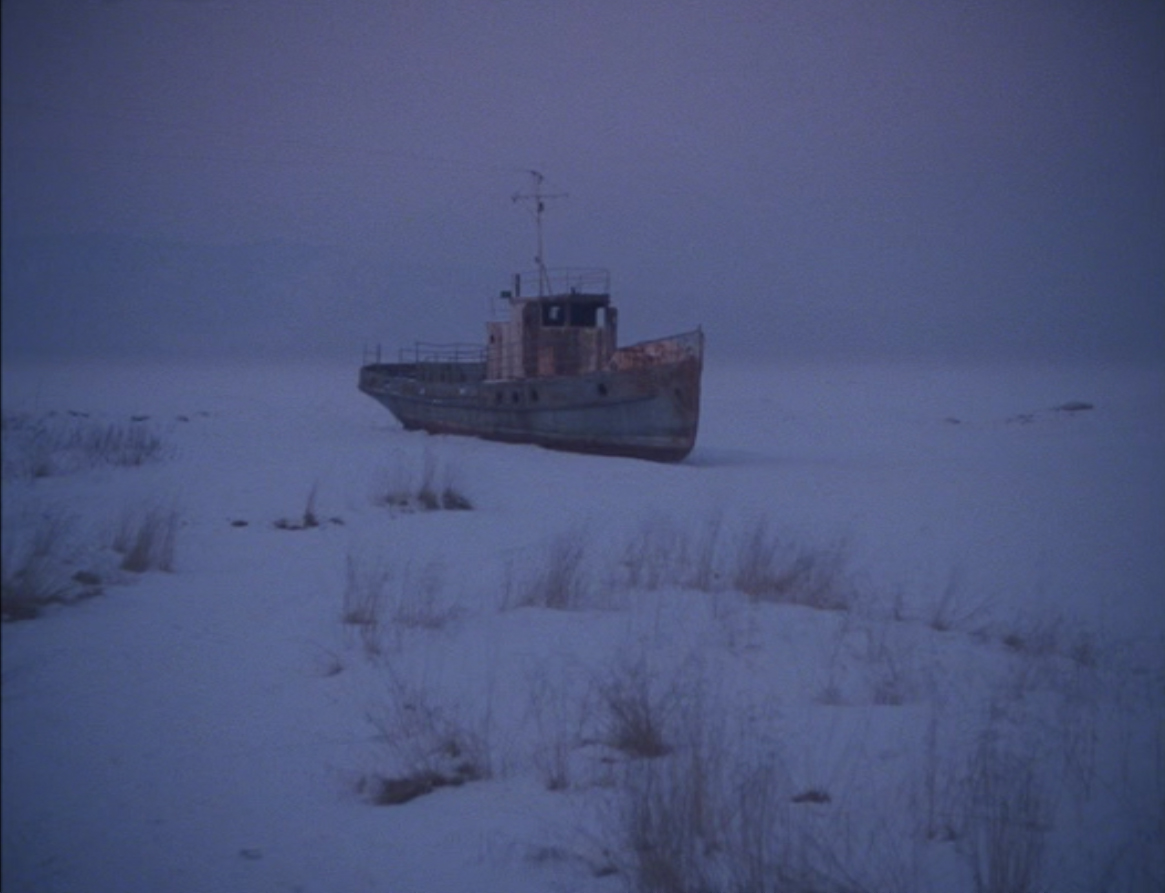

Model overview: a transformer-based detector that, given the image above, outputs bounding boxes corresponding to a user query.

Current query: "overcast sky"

[2,0,1163,363]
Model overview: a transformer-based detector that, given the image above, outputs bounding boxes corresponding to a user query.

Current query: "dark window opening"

[541,303,566,327]
[569,303,599,327]
[597,383,609,397]
[511,391,521,404]
[530,389,539,403]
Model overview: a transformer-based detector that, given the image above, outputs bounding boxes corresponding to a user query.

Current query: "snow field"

[3,360,1163,892]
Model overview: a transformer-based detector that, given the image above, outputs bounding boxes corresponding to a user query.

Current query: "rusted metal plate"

[358,329,703,462]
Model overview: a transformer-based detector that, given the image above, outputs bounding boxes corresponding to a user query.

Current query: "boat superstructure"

[358,173,703,461]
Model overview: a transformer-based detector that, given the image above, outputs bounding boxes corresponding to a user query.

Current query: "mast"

[512,170,567,297]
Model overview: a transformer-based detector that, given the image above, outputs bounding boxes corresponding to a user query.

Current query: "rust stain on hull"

[358,213,704,461]
[359,334,703,462]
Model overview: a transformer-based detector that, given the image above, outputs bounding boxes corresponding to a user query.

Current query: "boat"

[357,173,704,462]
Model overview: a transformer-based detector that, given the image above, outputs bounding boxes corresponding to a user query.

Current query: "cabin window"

[597,383,609,397]
[542,303,566,327]
[511,391,521,404]
[569,303,599,327]
[530,388,539,403]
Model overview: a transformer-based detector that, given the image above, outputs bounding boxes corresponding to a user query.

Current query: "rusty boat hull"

[359,329,703,462]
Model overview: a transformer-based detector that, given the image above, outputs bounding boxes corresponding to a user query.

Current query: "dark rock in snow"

[791,788,831,804]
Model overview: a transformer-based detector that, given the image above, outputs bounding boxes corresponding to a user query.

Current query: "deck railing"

[400,342,487,364]
[514,267,610,299]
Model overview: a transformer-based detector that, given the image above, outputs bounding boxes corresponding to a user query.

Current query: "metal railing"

[514,267,610,299]
[399,342,487,364]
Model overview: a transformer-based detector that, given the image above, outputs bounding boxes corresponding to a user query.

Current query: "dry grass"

[1,512,85,621]
[371,450,473,513]
[2,414,172,480]
[617,515,854,612]
[343,554,459,658]
[526,666,588,792]
[922,568,994,634]
[612,698,871,893]
[598,657,676,759]
[507,529,594,610]
[960,733,1050,893]
[362,662,494,805]
[274,482,322,530]
[112,504,180,573]
[732,520,854,611]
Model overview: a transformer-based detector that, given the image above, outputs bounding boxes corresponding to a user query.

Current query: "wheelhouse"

[486,268,618,380]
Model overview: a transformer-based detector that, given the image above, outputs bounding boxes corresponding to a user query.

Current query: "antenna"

[512,170,567,296]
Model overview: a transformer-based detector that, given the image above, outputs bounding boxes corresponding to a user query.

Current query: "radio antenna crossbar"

[512,170,567,297]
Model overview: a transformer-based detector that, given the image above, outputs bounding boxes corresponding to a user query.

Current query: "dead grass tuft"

[112,504,180,573]
[362,663,493,805]
[342,554,459,658]
[508,529,594,611]
[1,512,88,620]
[923,568,994,634]
[372,449,473,513]
[274,482,322,530]
[2,414,172,480]
[732,520,854,611]
[961,732,1051,893]
[598,658,675,759]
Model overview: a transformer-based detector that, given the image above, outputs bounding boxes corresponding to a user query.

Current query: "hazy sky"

[2,0,1163,362]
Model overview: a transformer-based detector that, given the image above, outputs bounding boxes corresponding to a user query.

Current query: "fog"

[3,0,1162,364]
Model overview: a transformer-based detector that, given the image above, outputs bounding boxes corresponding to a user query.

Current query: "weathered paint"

[358,267,703,462]
[359,330,703,462]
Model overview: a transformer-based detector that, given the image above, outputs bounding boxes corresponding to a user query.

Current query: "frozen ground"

[2,358,1163,892]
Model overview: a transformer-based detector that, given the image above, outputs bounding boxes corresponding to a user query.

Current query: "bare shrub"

[111,503,179,573]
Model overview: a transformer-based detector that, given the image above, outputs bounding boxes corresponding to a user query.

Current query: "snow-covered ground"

[2,358,1162,892]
